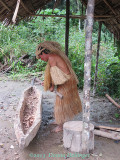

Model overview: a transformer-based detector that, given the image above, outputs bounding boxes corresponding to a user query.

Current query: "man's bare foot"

[51,125,63,133]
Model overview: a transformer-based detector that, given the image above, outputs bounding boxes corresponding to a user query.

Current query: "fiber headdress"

[35,41,79,90]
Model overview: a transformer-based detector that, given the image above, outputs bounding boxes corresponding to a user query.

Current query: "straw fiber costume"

[35,41,82,124]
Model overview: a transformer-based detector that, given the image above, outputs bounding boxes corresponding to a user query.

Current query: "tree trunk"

[93,22,102,96]
[63,121,94,153]
[82,0,95,154]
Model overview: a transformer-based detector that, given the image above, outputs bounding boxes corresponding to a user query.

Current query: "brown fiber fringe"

[54,76,82,125]
[44,63,52,91]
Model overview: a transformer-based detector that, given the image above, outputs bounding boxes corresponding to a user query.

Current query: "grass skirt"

[54,77,82,124]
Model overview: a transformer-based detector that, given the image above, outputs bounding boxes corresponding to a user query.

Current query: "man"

[35,41,82,132]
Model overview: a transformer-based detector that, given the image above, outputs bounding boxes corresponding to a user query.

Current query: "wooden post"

[12,0,21,24]
[114,35,116,46]
[65,0,70,57]
[81,0,84,30]
[82,0,95,154]
[93,22,102,96]
[77,0,81,32]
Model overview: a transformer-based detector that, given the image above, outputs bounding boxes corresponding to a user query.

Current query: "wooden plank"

[95,125,120,132]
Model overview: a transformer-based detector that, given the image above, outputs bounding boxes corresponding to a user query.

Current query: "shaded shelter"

[81,0,120,40]
[0,0,119,154]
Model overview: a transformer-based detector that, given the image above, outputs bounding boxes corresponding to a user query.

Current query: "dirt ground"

[0,74,120,160]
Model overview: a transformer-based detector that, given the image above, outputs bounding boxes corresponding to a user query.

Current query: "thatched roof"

[0,0,53,25]
[81,0,120,40]
[0,0,120,39]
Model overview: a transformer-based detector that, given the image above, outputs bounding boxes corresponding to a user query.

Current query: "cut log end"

[63,121,94,153]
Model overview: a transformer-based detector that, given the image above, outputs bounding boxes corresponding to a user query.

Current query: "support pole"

[93,22,102,96]
[82,0,95,154]
[65,0,70,56]
[12,0,21,24]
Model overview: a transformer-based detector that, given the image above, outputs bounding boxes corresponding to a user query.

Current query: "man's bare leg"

[51,124,63,133]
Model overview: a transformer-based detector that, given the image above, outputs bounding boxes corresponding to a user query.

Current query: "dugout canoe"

[14,86,42,149]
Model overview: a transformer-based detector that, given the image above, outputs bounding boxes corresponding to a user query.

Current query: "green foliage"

[95,42,120,97]
[105,62,120,97]
[0,8,120,97]
[115,113,120,118]
[68,30,85,88]
[114,40,120,60]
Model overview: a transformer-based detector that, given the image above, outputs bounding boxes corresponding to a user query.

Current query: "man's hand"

[49,86,54,92]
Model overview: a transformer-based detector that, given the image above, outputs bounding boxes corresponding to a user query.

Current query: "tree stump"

[63,121,94,153]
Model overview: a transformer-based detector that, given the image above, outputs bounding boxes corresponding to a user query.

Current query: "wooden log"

[105,94,120,108]
[63,121,94,153]
[94,129,120,140]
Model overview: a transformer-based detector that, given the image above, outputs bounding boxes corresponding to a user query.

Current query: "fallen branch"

[105,94,120,108]
[3,54,28,74]
[0,63,7,71]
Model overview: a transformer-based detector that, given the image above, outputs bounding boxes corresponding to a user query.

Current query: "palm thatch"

[0,0,53,25]
[81,0,120,40]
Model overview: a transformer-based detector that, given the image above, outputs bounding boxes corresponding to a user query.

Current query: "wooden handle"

[31,77,36,86]
[56,92,63,99]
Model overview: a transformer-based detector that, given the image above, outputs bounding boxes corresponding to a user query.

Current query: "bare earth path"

[0,76,120,160]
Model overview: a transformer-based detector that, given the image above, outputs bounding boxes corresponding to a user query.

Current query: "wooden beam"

[95,0,103,6]
[31,14,112,19]
[0,0,11,11]
[96,0,120,31]
[103,0,117,15]
[0,8,5,14]
[65,0,70,57]
[103,2,120,15]
[95,124,120,132]
[20,0,33,14]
